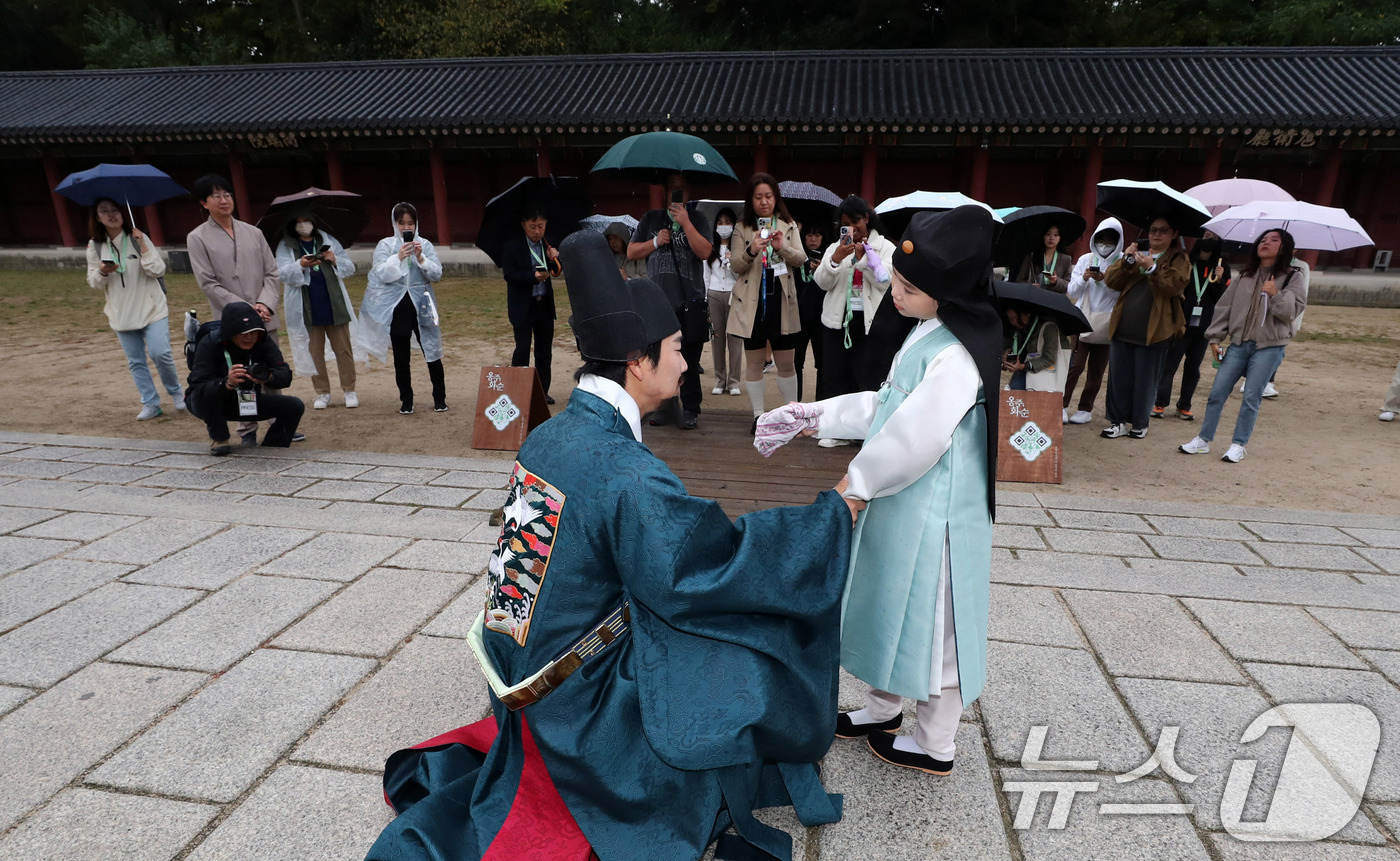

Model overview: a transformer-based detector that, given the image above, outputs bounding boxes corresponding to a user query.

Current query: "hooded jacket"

[186,301,293,417]
[361,205,444,363]
[1066,217,1125,316]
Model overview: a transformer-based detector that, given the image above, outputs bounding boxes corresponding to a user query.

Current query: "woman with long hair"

[702,207,742,396]
[86,197,183,420]
[1179,228,1307,463]
[1016,224,1074,294]
[727,173,809,430]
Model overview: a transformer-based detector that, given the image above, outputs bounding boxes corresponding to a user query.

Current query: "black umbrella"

[779,180,842,239]
[1095,179,1212,238]
[992,280,1092,336]
[992,206,1087,270]
[256,187,370,248]
[476,176,592,267]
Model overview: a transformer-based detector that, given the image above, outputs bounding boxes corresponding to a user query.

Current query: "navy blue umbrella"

[54,163,188,226]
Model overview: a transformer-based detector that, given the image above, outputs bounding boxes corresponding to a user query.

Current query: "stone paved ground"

[1,431,1399,860]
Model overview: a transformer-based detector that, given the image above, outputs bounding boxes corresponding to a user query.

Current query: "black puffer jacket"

[186,301,293,417]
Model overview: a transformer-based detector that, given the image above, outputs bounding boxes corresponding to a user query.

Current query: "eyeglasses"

[1147,227,1174,235]
[206,192,234,201]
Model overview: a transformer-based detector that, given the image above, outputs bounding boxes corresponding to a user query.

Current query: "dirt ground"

[3,270,1398,514]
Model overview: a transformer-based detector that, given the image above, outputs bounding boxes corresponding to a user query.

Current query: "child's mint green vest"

[840,324,992,704]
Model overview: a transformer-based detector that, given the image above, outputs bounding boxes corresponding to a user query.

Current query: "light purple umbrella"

[1203,201,1374,252]
[1185,178,1295,216]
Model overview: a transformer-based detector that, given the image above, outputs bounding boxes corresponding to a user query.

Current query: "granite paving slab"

[273,568,468,657]
[1309,607,1400,651]
[14,512,144,541]
[154,489,250,507]
[1063,592,1242,683]
[296,635,492,770]
[258,533,410,582]
[1183,599,1366,669]
[1207,834,1400,860]
[205,457,293,474]
[213,474,318,496]
[235,494,332,511]
[993,524,1046,550]
[1001,770,1211,861]
[988,584,1084,648]
[67,517,223,565]
[0,685,31,717]
[1142,536,1263,566]
[0,788,218,861]
[0,536,78,576]
[183,766,393,861]
[0,582,201,687]
[1041,529,1154,557]
[1143,515,1255,542]
[61,465,163,485]
[1244,663,1400,802]
[0,460,89,480]
[0,507,60,535]
[418,576,489,638]
[461,488,509,510]
[374,484,475,508]
[108,575,341,671]
[355,466,446,485]
[121,525,316,590]
[1342,528,1400,549]
[4,478,92,495]
[0,662,206,831]
[994,506,1056,527]
[383,539,493,575]
[1362,650,1400,687]
[57,448,162,466]
[0,558,133,631]
[817,724,1011,860]
[1371,804,1400,842]
[980,641,1148,772]
[1247,542,1377,572]
[1354,547,1400,575]
[88,649,374,803]
[1115,678,1384,841]
[76,484,166,500]
[1245,522,1362,544]
[137,453,228,470]
[322,500,416,518]
[277,461,373,479]
[295,479,398,502]
[429,470,510,489]
[2,446,92,461]
[1047,509,1152,532]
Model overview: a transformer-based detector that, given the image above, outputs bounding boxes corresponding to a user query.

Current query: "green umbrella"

[590,132,738,185]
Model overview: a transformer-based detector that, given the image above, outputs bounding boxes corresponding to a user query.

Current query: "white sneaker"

[1100,423,1128,439]
[172,393,186,412]
[1262,382,1279,398]
[1381,411,1396,422]
[136,405,162,421]
[818,438,853,448]
[344,392,359,408]
[313,394,331,410]
[712,386,724,396]
[1068,410,1093,424]
[1222,443,1246,463]
[1062,408,1069,424]
[729,387,741,396]
[1179,436,1210,454]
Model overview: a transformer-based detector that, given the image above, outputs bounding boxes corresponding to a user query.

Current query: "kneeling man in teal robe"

[365,231,859,861]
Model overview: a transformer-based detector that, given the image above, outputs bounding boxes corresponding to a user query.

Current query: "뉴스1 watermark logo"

[1004,704,1379,841]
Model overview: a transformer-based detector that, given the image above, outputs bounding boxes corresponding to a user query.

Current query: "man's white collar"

[575,375,644,442]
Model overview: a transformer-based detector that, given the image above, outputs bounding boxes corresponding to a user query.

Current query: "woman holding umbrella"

[1015,224,1074,294]
[361,203,446,414]
[275,216,360,410]
[86,197,184,421]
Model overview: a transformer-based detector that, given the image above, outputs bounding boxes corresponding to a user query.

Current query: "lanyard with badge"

[1011,316,1040,361]
[529,241,549,298]
[225,349,259,416]
[1188,263,1217,327]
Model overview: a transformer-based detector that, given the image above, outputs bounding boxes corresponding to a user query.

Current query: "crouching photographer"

[187,301,304,455]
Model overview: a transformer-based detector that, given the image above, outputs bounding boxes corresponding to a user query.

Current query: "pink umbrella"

[1203,201,1373,252]
[1185,178,1295,216]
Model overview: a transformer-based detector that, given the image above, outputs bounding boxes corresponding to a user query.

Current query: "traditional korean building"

[2,47,1397,268]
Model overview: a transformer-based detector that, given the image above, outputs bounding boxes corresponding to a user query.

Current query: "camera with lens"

[246,362,270,383]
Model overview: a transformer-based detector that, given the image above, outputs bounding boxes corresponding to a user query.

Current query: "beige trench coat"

[726,218,808,341]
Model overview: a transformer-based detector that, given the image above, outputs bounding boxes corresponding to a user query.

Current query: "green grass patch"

[1294,330,1399,346]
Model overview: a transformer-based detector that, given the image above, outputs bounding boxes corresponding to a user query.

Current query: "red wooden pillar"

[753,141,769,176]
[326,149,344,190]
[227,152,251,220]
[1303,147,1345,267]
[429,142,452,246]
[1201,141,1222,185]
[41,156,77,247]
[969,148,989,202]
[1077,141,1104,257]
[860,143,877,204]
[1351,155,1384,269]
[536,143,551,178]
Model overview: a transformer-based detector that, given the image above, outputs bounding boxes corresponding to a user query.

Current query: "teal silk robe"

[366,390,852,861]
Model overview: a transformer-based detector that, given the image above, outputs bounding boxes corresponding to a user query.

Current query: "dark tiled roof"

[2,48,1397,142]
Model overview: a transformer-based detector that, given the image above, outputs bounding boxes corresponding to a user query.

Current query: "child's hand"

[834,476,866,526]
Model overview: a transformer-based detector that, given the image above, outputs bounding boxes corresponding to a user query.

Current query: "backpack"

[182,310,221,371]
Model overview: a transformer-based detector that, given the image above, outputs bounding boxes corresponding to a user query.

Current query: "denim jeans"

[1199,341,1287,446]
[1007,369,1027,390]
[115,319,182,407]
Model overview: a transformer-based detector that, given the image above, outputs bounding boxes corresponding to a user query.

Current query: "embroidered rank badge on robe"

[485,462,565,646]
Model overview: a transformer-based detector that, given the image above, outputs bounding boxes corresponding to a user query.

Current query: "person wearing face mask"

[361,203,447,414]
[702,208,743,396]
[1015,224,1074,294]
[1153,235,1230,420]
[1062,218,1123,424]
[87,197,184,421]
[275,217,360,410]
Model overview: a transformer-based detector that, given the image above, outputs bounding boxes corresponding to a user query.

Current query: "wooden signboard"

[994,390,1064,484]
[471,366,552,451]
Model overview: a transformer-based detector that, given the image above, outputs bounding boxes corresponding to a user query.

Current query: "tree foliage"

[3,0,1396,72]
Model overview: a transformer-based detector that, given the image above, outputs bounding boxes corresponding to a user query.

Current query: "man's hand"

[226,364,252,389]
[320,248,336,265]
[98,261,117,276]
[1088,267,1105,282]
[834,476,866,526]
[535,269,549,283]
[654,227,672,247]
[1213,264,1224,282]
[547,245,560,262]
[253,302,273,323]
[1261,277,1278,297]
[668,203,690,229]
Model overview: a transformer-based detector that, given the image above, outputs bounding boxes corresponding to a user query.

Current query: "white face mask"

[716,225,734,239]
[1094,241,1117,258]
[295,221,315,238]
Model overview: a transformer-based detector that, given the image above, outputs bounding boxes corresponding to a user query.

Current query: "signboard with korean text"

[471,366,551,451]
[995,390,1064,484]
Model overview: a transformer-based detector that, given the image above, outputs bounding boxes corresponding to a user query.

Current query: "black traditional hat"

[560,230,678,362]
[892,206,1002,516]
